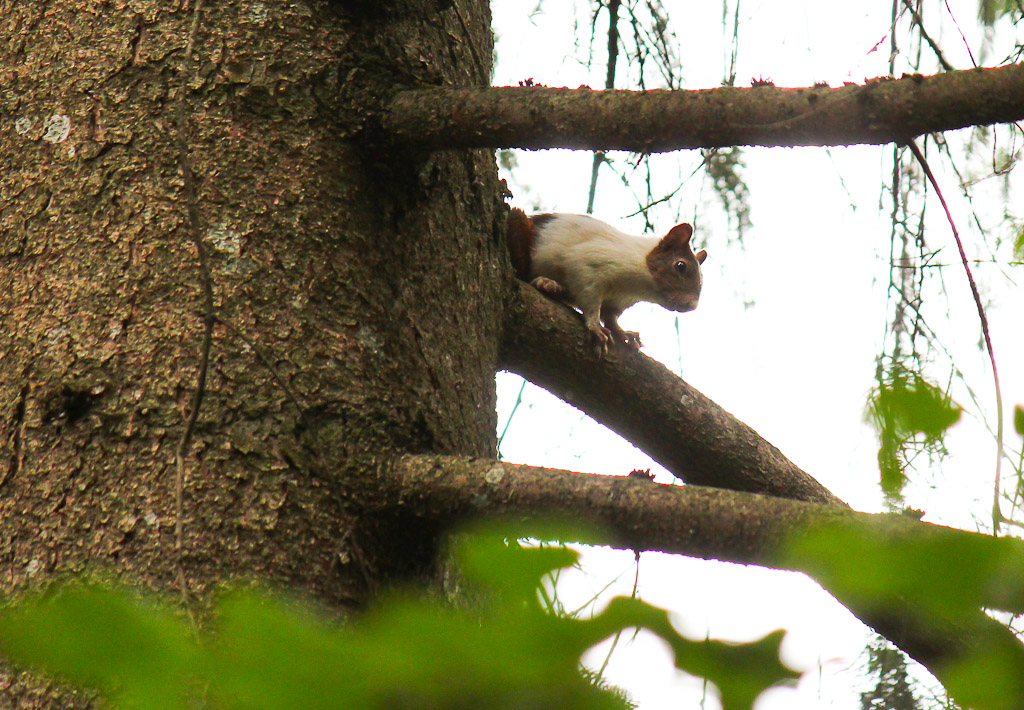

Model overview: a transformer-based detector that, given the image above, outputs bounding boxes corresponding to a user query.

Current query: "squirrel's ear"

[696,249,708,264]
[665,223,694,244]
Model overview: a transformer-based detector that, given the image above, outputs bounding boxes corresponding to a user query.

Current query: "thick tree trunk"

[0,1,501,704]
[3,2,1019,707]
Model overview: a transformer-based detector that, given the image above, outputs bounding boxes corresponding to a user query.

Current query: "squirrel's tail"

[505,207,535,281]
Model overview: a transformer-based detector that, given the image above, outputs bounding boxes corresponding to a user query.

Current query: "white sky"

[490,1,1024,708]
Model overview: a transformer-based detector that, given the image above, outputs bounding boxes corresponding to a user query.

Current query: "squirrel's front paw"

[587,324,613,357]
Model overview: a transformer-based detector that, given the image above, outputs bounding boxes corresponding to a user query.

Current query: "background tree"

[1,1,1022,708]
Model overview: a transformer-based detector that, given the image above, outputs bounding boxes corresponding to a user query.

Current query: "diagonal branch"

[390,453,1024,688]
[384,63,1024,152]
[499,283,842,505]
[489,285,1024,699]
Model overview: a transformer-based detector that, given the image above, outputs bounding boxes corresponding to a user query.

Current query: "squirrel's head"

[646,223,708,313]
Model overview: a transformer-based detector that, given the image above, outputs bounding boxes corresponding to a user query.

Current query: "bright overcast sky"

[490,1,1024,708]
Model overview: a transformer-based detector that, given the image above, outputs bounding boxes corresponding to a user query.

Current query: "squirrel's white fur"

[531,214,681,314]
[507,210,706,354]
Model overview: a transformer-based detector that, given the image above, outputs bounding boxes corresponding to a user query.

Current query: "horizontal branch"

[499,283,842,505]
[390,453,1024,698]
[385,63,1024,152]
[394,454,841,564]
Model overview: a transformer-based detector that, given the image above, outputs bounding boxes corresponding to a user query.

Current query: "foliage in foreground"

[0,523,796,710]
[788,517,1024,710]
[6,507,1024,710]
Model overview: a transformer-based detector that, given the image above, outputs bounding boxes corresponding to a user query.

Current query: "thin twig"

[596,553,642,678]
[623,149,711,219]
[585,152,606,215]
[586,0,621,214]
[888,0,901,73]
[942,0,978,68]
[902,0,954,71]
[174,0,210,606]
[496,377,527,455]
[906,139,1005,533]
[723,0,741,87]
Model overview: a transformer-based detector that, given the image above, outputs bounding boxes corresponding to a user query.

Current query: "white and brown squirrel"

[507,208,707,354]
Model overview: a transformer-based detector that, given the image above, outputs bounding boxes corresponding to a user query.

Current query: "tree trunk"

[4,2,1021,706]
[0,1,502,703]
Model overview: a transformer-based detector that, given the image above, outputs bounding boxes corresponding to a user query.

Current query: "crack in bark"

[173,0,212,616]
[2,383,30,491]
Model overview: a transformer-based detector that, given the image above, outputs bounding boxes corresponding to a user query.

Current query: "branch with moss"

[384,63,1024,152]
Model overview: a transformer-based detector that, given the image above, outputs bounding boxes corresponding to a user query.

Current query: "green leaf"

[456,523,580,605]
[0,522,801,710]
[977,0,1020,26]
[866,365,961,498]
[576,597,796,710]
[868,372,961,441]
[0,584,197,710]
[705,147,752,241]
[208,585,626,710]
[209,591,364,710]
[785,520,1024,709]
[786,518,1024,617]
[942,637,1024,710]
[1014,404,1024,437]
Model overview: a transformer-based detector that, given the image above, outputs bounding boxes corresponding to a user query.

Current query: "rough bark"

[384,63,1024,152]
[1,1,1020,707]
[0,0,503,705]
[500,283,843,505]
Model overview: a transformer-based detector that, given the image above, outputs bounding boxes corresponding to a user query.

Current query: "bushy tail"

[505,207,535,281]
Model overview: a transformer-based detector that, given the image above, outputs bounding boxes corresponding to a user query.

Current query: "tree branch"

[499,283,843,505]
[390,453,1024,697]
[384,63,1024,152]
[494,285,1024,696]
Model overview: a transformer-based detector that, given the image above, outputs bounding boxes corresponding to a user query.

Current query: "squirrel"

[507,208,707,354]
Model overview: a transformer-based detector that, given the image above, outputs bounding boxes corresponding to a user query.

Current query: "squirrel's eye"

[674,260,687,276]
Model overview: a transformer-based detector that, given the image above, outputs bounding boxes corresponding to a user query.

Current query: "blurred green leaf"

[787,519,1024,708]
[1014,404,1023,437]
[209,586,624,710]
[0,523,799,710]
[868,372,961,441]
[875,427,906,501]
[457,527,579,607]
[0,584,197,710]
[787,518,1024,616]
[1013,224,1024,262]
[979,0,1022,27]
[705,147,752,241]
[786,519,1024,709]
[942,636,1024,710]
[866,364,961,499]
[575,597,795,710]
